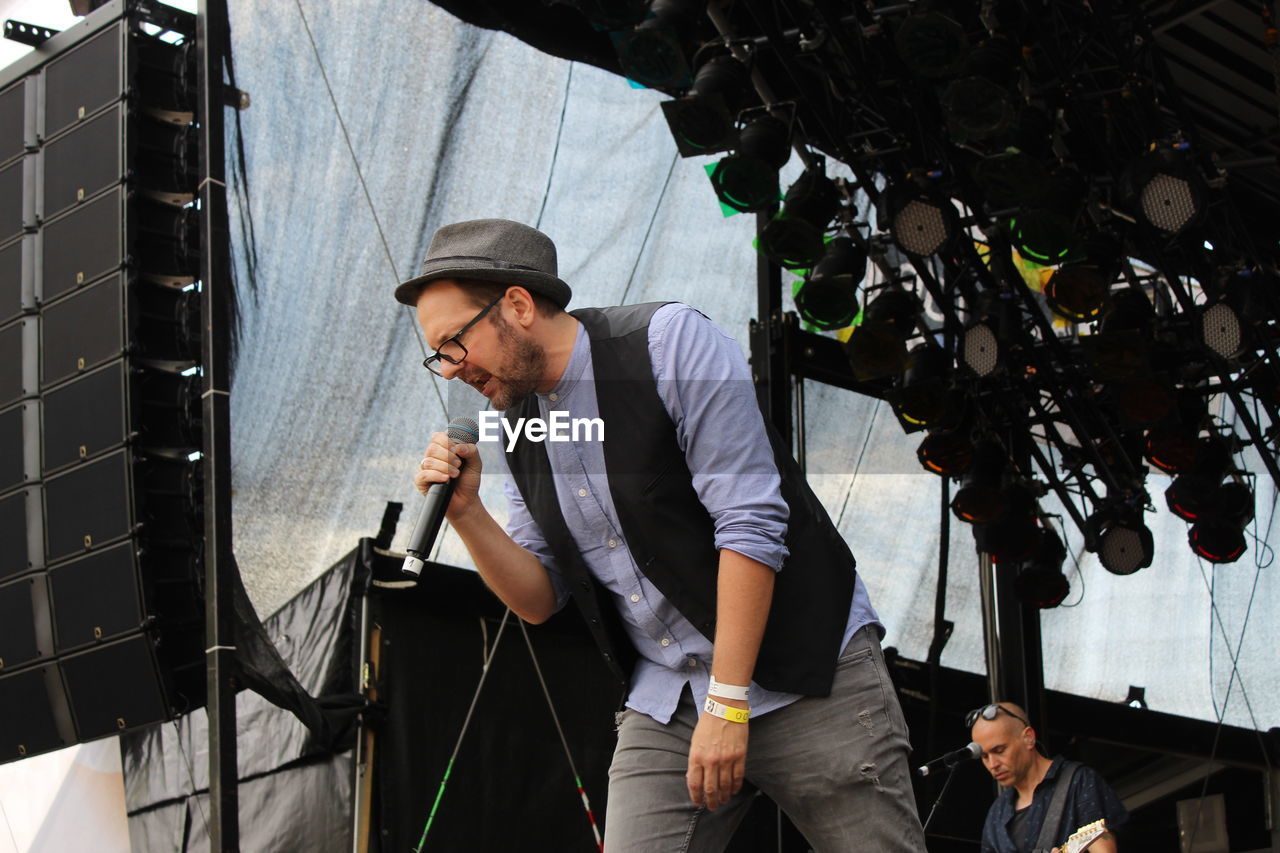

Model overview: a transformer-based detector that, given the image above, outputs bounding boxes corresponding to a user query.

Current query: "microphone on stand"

[401,417,480,577]
[915,741,982,777]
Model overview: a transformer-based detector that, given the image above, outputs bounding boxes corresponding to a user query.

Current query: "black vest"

[505,303,856,696]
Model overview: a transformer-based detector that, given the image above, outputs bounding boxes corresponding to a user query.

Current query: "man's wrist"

[704,696,750,723]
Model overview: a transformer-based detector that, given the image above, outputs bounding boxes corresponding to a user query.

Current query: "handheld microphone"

[915,741,981,777]
[401,417,480,577]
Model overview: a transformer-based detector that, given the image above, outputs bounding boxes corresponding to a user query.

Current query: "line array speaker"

[0,2,203,766]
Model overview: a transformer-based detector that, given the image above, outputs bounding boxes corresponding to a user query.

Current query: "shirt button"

[660,637,671,647]
[549,393,558,402]
[630,593,640,603]
[688,658,697,667]
[608,539,617,548]
[578,488,587,497]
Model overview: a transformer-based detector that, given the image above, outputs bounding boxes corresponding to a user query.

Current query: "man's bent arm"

[449,500,558,624]
[709,548,775,689]
[686,548,775,811]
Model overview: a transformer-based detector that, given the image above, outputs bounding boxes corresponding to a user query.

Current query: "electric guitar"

[1056,819,1110,853]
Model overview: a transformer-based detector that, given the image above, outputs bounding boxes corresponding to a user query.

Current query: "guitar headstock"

[1063,818,1109,853]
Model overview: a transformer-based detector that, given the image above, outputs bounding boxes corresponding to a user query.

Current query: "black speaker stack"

[0,3,205,765]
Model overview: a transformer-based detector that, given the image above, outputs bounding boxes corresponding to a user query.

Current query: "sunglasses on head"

[965,703,1031,729]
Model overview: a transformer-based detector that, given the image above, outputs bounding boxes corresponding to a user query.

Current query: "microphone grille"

[447,417,481,444]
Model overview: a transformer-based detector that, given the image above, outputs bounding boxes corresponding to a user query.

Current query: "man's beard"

[486,317,548,411]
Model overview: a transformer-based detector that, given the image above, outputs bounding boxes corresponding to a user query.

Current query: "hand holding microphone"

[404,417,481,577]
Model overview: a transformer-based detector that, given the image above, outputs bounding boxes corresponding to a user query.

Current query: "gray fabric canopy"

[224,0,1279,732]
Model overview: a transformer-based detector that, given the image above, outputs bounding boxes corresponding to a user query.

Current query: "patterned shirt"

[981,757,1129,853]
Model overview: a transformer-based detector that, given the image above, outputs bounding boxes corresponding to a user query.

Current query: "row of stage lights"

[558,0,1274,603]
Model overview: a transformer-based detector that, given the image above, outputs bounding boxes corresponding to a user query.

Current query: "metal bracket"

[3,20,59,47]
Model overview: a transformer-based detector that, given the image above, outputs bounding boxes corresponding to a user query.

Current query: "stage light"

[1200,301,1243,359]
[1188,480,1254,564]
[1044,234,1120,323]
[942,75,1017,141]
[882,181,958,257]
[1008,209,1074,265]
[1013,526,1070,609]
[1045,264,1109,322]
[917,428,975,476]
[1087,507,1155,575]
[1165,437,1232,522]
[1083,289,1156,379]
[794,235,867,331]
[961,292,1016,377]
[1200,268,1265,360]
[973,151,1052,208]
[759,168,841,269]
[1111,376,1176,429]
[1144,427,1199,474]
[843,285,920,380]
[1140,174,1197,233]
[1129,145,1203,234]
[660,51,748,157]
[962,321,999,377]
[1103,288,1156,334]
[894,11,968,78]
[1143,393,1206,473]
[952,440,1007,524]
[892,344,953,430]
[1006,170,1086,265]
[615,0,707,89]
[709,113,791,213]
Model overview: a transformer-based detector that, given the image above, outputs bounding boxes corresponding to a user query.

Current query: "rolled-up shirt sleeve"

[502,476,571,612]
[649,303,790,570]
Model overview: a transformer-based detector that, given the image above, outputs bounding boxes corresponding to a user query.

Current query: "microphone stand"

[922,764,959,834]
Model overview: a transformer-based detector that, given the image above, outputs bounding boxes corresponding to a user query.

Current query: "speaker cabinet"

[0,237,20,324]
[0,83,23,167]
[61,634,171,739]
[0,573,52,670]
[1,3,201,767]
[44,448,133,561]
[0,490,29,582]
[42,24,122,141]
[42,104,122,221]
[42,359,126,473]
[0,160,21,245]
[41,274,122,386]
[0,403,23,493]
[0,663,73,762]
[40,187,122,303]
[0,319,21,406]
[48,541,142,652]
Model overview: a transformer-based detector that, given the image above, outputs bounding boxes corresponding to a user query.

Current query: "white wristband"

[708,677,749,702]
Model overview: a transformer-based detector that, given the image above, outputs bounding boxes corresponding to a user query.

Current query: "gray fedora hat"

[393,218,572,308]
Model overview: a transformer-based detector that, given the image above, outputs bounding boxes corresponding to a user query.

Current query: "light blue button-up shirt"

[503,303,880,724]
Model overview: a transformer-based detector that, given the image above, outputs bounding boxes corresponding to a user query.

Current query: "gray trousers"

[603,626,927,852]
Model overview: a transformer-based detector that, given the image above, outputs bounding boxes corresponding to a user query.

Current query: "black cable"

[535,63,575,231]
[618,151,679,307]
[922,763,959,834]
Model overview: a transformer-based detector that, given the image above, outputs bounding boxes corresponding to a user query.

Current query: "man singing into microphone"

[402,218,925,852]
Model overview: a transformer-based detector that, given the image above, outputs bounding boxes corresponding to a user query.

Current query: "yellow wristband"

[703,696,750,724]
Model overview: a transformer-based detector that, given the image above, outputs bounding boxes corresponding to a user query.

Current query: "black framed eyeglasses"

[965,703,1031,730]
[422,295,503,376]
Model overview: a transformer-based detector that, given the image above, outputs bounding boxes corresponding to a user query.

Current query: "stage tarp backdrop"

[220,0,1279,734]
